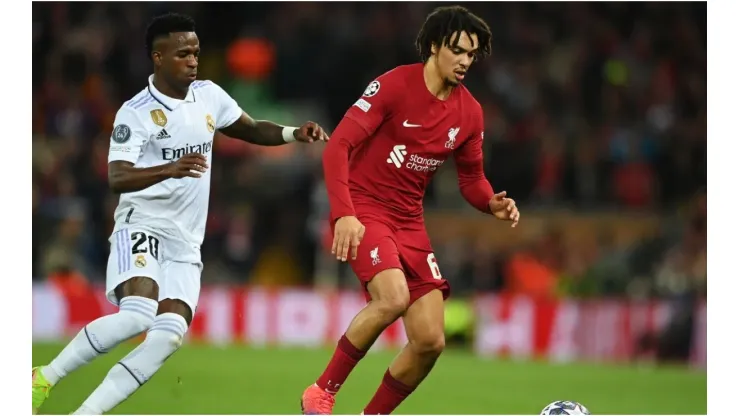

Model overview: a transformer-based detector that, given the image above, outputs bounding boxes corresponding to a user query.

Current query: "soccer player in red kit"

[302,6,520,415]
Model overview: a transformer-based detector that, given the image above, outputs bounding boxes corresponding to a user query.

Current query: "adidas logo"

[156,129,171,140]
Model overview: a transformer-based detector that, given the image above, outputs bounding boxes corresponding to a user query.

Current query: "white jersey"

[108,75,242,261]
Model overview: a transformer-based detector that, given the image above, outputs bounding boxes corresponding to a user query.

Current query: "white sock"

[73,313,188,415]
[41,296,158,385]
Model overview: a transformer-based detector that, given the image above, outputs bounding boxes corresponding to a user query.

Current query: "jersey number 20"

[131,232,160,260]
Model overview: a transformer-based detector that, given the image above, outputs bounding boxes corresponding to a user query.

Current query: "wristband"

[282,127,297,143]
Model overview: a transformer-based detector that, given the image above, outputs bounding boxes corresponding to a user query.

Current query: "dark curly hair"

[415,6,492,62]
[145,12,196,59]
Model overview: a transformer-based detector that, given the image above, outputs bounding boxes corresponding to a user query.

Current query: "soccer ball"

[540,401,591,415]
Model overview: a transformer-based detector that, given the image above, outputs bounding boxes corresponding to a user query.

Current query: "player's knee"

[146,327,184,354]
[119,311,155,335]
[118,313,188,383]
[374,293,410,323]
[369,269,411,322]
[146,312,189,354]
[411,332,446,357]
[118,296,159,335]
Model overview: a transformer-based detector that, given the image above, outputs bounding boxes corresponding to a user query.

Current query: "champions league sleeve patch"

[363,80,380,97]
[112,124,132,144]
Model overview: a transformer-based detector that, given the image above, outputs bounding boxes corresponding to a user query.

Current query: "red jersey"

[323,63,494,224]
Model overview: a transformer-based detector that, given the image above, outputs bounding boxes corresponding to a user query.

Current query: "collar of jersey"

[147,74,195,111]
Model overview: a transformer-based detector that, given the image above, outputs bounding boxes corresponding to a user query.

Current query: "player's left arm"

[220,112,329,146]
[209,82,329,146]
[454,105,520,226]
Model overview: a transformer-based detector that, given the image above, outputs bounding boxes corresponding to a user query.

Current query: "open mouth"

[454,70,466,81]
[187,73,197,79]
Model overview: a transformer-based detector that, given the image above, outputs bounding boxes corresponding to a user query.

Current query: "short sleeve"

[108,106,149,164]
[211,83,243,129]
[344,72,400,136]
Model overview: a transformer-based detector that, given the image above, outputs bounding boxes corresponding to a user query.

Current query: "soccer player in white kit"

[32,13,329,415]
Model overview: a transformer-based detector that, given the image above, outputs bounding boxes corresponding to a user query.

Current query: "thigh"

[345,220,404,301]
[397,226,450,305]
[158,261,202,319]
[106,228,164,306]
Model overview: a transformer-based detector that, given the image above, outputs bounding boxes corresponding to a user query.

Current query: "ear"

[430,42,438,56]
[152,51,162,67]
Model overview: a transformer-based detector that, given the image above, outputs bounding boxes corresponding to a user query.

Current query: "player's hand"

[332,216,365,261]
[489,191,520,228]
[166,152,209,179]
[294,121,330,143]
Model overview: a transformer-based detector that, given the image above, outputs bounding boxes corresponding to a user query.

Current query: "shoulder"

[379,63,421,82]
[115,88,164,132]
[191,79,227,98]
[191,79,217,91]
[361,64,421,103]
[118,87,159,120]
[121,87,154,111]
[456,83,480,108]
[190,80,234,107]
[457,85,483,121]
[116,90,150,125]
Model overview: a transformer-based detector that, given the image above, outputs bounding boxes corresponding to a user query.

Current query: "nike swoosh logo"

[403,120,422,128]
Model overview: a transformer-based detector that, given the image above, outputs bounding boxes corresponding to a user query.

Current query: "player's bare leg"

[32,277,159,414]
[301,269,410,414]
[364,289,445,414]
[388,289,445,386]
[72,298,192,415]
[345,269,410,348]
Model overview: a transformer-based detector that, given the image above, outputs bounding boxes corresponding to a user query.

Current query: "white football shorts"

[105,226,202,314]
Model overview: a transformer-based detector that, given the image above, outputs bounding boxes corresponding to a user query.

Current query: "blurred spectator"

[503,229,564,299]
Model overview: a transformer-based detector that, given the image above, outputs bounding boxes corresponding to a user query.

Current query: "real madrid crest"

[135,254,147,268]
[150,109,167,127]
[206,114,215,133]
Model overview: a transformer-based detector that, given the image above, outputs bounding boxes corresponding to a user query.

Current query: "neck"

[152,73,188,100]
[423,60,454,100]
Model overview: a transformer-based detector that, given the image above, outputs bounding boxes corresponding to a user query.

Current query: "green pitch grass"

[33,342,706,414]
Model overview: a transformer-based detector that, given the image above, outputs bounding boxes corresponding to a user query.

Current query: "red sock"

[315,334,366,394]
[363,369,415,415]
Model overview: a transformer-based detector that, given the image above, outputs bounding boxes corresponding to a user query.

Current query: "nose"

[187,56,197,68]
[461,55,473,68]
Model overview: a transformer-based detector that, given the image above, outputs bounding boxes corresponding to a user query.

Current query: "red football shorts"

[334,215,450,305]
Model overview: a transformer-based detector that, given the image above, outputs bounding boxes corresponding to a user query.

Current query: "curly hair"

[415,6,492,62]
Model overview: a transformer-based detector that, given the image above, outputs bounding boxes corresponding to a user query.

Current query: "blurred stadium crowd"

[32,2,706,301]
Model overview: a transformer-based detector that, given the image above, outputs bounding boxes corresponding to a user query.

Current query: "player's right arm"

[323,73,400,261]
[107,106,208,194]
